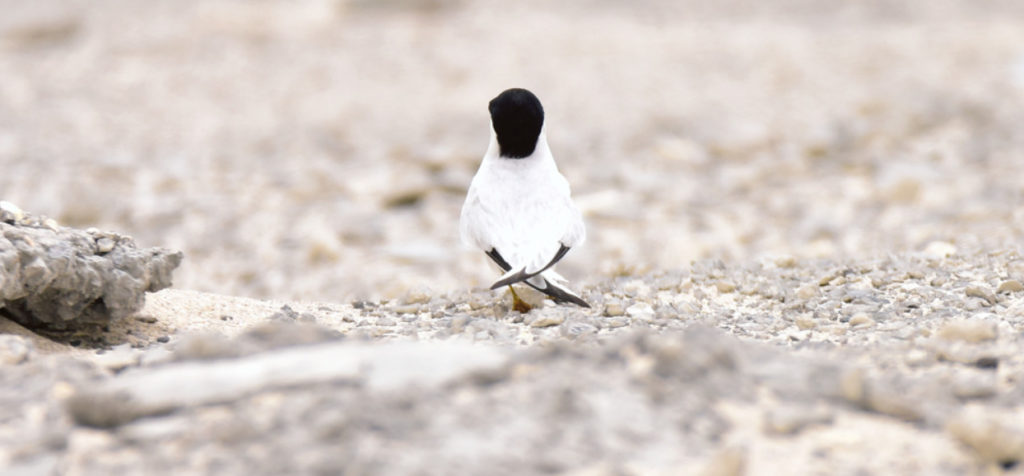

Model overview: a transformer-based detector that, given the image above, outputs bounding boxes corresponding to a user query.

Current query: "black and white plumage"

[460,88,589,308]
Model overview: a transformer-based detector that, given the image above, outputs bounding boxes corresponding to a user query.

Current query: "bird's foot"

[509,285,533,313]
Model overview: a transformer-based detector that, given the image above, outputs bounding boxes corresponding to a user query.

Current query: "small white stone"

[0,201,24,222]
[603,299,626,317]
[626,302,655,321]
[796,284,818,300]
[96,237,115,253]
[0,335,32,365]
[529,312,565,328]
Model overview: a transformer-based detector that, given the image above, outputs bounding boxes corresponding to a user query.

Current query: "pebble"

[603,299,626,317]
[0,335,32,364]
[795,284,818,300]
[604,317,628,328]
[96,238,115,254]
[965,285,996,305]
[716,281,737,293]
[848,313,874,327]
[795,317,816,330]
[937,320,997,343]
[0,200,24,223]
[528,312,565,328]
[626,302,655,321]
[930,276,949,287]
[997,280,1023,293]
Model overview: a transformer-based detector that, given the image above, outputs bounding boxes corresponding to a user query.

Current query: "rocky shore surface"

[3,213,1024,474]
[3,0,1024,474]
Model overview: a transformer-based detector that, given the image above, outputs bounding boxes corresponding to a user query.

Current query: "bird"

[460,88,590,311]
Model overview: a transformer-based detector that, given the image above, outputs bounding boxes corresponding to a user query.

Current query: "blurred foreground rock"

[0,202,183,329]
[57,324,816,475]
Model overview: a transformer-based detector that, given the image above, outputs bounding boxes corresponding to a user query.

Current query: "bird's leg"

[509,285,532,313]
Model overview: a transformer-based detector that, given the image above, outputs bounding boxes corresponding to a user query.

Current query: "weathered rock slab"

[0,204,182,329]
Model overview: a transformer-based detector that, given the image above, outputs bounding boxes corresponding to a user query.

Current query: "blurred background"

[1,0,1023,302]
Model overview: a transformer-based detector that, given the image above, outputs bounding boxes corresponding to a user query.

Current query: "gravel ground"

[3,249,1024,474]
[3,0,1024,475]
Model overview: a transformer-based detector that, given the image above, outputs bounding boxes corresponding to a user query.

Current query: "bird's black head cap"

[489,88,544,159]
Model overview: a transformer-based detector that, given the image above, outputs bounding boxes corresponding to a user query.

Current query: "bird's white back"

[460,129,585,275]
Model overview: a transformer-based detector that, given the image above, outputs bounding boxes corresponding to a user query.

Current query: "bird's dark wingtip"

[565,295,591,308]
[537,281,590,308]
[484,249,511,272]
